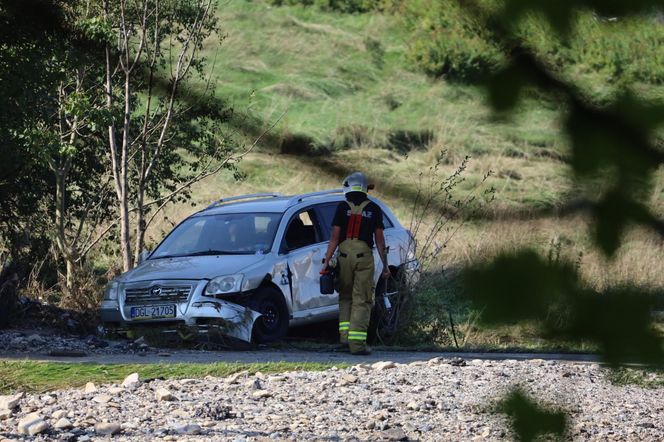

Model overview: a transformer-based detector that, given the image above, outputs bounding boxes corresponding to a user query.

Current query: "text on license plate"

[130,305,176,320]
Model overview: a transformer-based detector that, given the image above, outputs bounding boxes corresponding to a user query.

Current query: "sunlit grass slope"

[146,0,664,294]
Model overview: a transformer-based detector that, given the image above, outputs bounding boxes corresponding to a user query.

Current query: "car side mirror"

[137,249,151,265]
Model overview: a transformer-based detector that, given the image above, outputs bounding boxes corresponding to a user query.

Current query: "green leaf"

[500,388,568,442]
[564,288,664,366]
[461,251,578,324]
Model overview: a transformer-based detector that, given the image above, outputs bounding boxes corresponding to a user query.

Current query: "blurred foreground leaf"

[500,388,568,442]
[463,251,664,366]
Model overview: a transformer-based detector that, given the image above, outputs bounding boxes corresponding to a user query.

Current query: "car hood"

[117,254,267,283]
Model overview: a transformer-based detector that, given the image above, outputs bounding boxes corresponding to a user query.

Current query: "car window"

[383,213,394,229]
[316,203,340,240]
[282,209,322,252]
[151,213,281,258]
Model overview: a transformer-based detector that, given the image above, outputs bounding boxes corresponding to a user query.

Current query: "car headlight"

[103,281,120,301]
[205,274,244,296]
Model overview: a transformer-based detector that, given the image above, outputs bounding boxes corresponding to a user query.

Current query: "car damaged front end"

[101,275,262,343]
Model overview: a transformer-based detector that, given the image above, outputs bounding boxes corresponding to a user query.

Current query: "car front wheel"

[249,287,289,343]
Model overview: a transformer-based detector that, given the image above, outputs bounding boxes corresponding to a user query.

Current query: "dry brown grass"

[148,147,663,291]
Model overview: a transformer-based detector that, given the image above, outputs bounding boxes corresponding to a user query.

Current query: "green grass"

[0,361,346,394]
[121,0,664,353]
[607,367,664,389]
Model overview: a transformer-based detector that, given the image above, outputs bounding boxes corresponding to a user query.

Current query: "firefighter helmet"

[342,172,368,195]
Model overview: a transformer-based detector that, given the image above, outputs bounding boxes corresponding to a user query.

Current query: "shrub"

[401,0,503,80]
[267,0,382,14]
[402,2,664,85]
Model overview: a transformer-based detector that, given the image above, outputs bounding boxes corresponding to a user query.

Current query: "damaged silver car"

[100,189,418,344]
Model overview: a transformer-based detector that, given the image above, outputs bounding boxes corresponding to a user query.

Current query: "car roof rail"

[287,188,345,207]
[206,192,283,209]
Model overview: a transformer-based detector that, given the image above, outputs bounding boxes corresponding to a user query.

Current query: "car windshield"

[151,213,282,259]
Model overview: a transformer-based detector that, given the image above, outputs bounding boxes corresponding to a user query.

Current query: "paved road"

[0,348,601,365]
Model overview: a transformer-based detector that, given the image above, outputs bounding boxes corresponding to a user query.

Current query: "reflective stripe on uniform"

[339,322,350,331]
[348,331,367,341]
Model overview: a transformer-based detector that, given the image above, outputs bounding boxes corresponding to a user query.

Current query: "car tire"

[249,287,289,343]
[369,268,407,345]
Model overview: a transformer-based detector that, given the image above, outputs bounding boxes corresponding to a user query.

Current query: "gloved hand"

[320,258,330,275]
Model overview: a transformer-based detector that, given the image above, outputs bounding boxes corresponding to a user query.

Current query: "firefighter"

[321,172,390,355]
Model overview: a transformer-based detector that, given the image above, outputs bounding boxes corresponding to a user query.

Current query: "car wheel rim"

[260,302,279,331]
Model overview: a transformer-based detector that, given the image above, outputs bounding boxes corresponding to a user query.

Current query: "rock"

[0,392,24,410]
[55,417,73,429]
[175,424,202,435]
[95,422,122,435]
[245,378,262,390]
[406,401,419,411]
[17,412,49,436]
[52,410,67,419]
[374,409,389,421]
[372,361,396,371]
[252,390,273,399]
[108,387,124,395]
[0,409,12,420]
[341,374,358,384]
[225,370,249,384]
[84,382,97,393]
[133,336,147,346]
[155,388,176,401]
[26,334,44,344]
[92,394,112,404]
[381,428,408,441]
[122,372,140,389]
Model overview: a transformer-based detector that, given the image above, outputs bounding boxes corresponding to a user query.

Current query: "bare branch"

[143,110,287,229]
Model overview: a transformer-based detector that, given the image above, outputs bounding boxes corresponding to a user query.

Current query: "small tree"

[98,0,238,271]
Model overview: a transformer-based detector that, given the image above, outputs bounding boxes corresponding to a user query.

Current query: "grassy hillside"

[135,0,664,348]
[89,0,664,346]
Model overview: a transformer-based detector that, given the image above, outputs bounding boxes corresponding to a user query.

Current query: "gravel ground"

[1,357,663,441]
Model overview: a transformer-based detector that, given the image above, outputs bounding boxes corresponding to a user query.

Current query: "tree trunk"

[54,163,78,290]
[133,180,146,265]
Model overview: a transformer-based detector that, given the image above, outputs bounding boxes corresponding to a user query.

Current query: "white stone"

[17,412,49,436]
[54,417,73,430]
[0,409,12,420]
[252,390,273,399]
[92,394,112,404]
[84,382,97,393]
[407,401,420,411]
[341,374,358,384]
[52,410,67,419]
[121,373,140,389]
[175,424,202,435]
[245,378,262,390]
[108,387,124,395]
[95,422,122,435]
[0,392,24,410]
[225,371,248,384]
[372,361,396,371]
[155,388,176,401]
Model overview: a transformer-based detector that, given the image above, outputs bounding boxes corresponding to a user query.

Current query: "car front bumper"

[101,298,261,343]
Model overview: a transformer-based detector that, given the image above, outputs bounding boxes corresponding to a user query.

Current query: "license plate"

[130,305,176,320]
